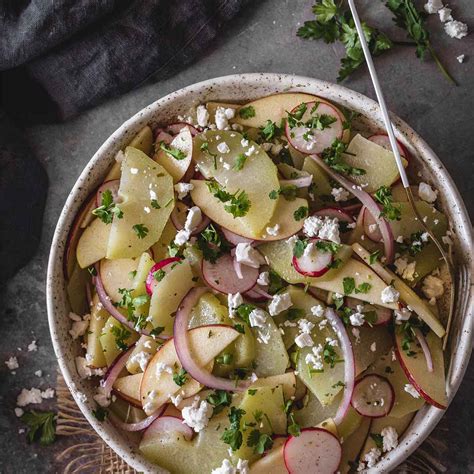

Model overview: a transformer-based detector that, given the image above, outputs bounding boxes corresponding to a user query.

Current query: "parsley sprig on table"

[21,410,56,446]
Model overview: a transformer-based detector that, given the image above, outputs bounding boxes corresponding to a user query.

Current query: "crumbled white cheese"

[266,224,280,236]
[268,291,293,316]
[381,426,399,452]
[396,235,404,243]
[215,107,235,130]
[404,383,420,398]
[352,327,361,344]
[5,356,19,371]
[457,54,465,63]
[422,275,444,300]
[28,340,38,352]
[295,332,314,348]
[305,344,323,371]
[370,342,377,352]
[235,243,265,268]
[196,105,209,127]
[217,142,230,154]
[325,337,338,347]
[319,218,341,243]
[15,408,24,418]
[75,356,105,379]
[364,447,382,468]
[311,305,325,318]
[169,393,183,407]
[228,292,243,318]
[298,319,315,334]
[257,271,270,287]
[182,399,213,432]
[69,314,90,340]
[424,0,443,14]
[143,389,159,413]
[395,307,412,323]
[394,257,417,281]
[174,182,194,200]
[244,145,256,157]
[130,167,139,175]
[129,351,152,372]
[350,311,365,327]
[444,20,468,39]
[174,229,191,246]
[35,370,43,377]
[438,6,452,22]
[156,362,174,378]
[303,215,323,237]
[418,182,438,203]
[331,187,350,202]
[381,286,400,304]
[212,458,249,474]
[248,308,268,329]
[241,138,249,148]
[17,387,55,407]
[183,206,201,232]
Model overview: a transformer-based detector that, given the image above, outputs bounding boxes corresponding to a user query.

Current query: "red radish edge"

[145,257,182,296]
[309,154,394,264]
[170,203,210,235]
[292,238,333,277]
[202,253,258,295]
[143,415,193,441]
[351,374,395,418]
[94,267,153,337]
[173,287,250,392]
[324,308,355,425]
[283,427,342,474]
[368,134,409,160]
[414,328,434,373]
[95,179,120,207]
[108,405,166,432]
[220,227,254,246]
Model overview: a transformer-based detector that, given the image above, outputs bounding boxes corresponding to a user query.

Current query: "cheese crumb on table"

[424,0,443,14]
[457,54,465,63]
[444,20,469,39]
[5,356,19,371]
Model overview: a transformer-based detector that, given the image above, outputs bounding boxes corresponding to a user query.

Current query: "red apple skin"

[394,342,447,410]
[112,388,142,409]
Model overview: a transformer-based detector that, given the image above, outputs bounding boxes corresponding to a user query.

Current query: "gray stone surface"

[0,0,472,472]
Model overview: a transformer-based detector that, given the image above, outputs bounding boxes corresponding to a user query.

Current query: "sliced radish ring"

[170,202,210,235]
[145,257,182,296]
[285,101,343,155]
[292,238,334,277]
[414,328,434,373]
[345,297,392,326]
[279,175,313,188]
[95,179,120,207]
[324,308,355,425]
[220,227,254,246]
[351,374,395,418]
[174,287,250,392]
[108,405,166,432]
[142,414,194,441]
[309,155,394,264]
[368,134,409,159]
[202,253,258,294]
[164,123,201,136]
[283,428,342,474]
[362,206,383,242]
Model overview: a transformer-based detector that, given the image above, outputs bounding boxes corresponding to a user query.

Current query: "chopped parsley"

[92,407,108,422]
[260,120,281,141]
[216,353,233,365]
[92,189,123,224]
[115,288,149,321]
[399,231,427,256]
[235,304,257,325]
[200,142,218,169]
[221,407,246,451]
[333,293,344,310]
[292,237,309,258]
[370,433,384,450]
[110,325,131,351]
[287,307,305,320]
[315,240,340,254]
[247,430,273,454]
[197,224,230,263]
[269,185,298,201]
[153,269,166,282]
[343,277,356,295]
[206,390,232,414]
[150,326,165,338]
[206,180,251,218]
[21,410,56,446]
[233,153,247,171]
[238,105,256,119]
[151,199,161,209]
[294,206,309,221]
[369,249,382,264]
[234,323,246,334]
[287,413,301,437]
[323,341,343,368]
[173,368,188,387]
[132,223,149,239]
[267,269,287,295]
[159,142,187,160]
[321,138,365,176]
[355,282,372,294]
[374,185,401,221]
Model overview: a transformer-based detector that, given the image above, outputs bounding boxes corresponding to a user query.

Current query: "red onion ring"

[108,405,166,432]
[251,285,272,299]
[309,155,394,264]
[279,175,312,188]
[414,328,434,372]
[173,287,251,392]
[102,345,135,395]
[324,308,355,425]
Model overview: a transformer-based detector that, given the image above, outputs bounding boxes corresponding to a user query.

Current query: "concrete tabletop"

[0,0,472,472]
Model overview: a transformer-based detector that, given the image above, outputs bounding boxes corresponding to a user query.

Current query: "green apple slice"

[129,125,154,157]
[302,156,333,204]
[99,257,140,303]
[131,252,155,296]
[250,372,297,401]
[342,134,408,193]
[148,259,195,335]
[154,126,193,183]
[99,316,139,367]
[76,218,110,268]
[150,219,177,262]
[106,147,174,259]
[125,335,160,374]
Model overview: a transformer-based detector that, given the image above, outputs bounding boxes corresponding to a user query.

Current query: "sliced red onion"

[95,180,120,207]
[142,415,193,441]
[292,238,333,277]
[145,257,182,296]
[414,328,434,373]
[324,308,355,425]
[170,202,210,235]
[252,285,272,299]
[102,345,135,395]
[173,287,250,392]
[341,203,363,215]
[309,155,394,264]
[220,227,254,246]
[94,267,151,336]
[108,405,166,432]
[279,175,312,188]
[362,206,383,242]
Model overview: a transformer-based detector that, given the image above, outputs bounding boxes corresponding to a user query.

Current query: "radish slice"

[313,207,354,224]
[202,254,258,294]
[108,405,166,432]
[145,257,182,296]
[94,267,152,336]
[414,328,434,373]
[220,227,254,246]
[345,297,392,326]
[309,155,395,264]
[170,202,210,235]
[341,202,363,215]
[244,285,270,302]
[292,238,333,277]
[324,308,355,425]
[95,179,120,207]
[164,123,200,137]
[368,134,408,159]
[142,415,194,441]
[279,175,312,188]
[155,130,174,145]
[284,428,342,474]
[285,102,344,155]
[173,287,250,391]
[351,374,395,418]
[362,206,383,242]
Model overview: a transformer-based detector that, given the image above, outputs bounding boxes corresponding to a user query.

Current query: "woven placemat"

[54,374,447,473]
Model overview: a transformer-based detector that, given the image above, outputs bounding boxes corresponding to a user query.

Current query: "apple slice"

[250,372,297,401]
[105,161,121,181]
[148,259,195,335]
[106,147,174,259]
[140,324,239,415]
[85,293,109,368]
[154,126,193,183]
[352,243,445,337]
[342,134,408,193]
[250,436,288,474]
[395,330,447,409]
[125,335,160,374]
[338,417,371,474]
[150,219,177,262]
[131,252,155,296]
[129,125,154,157]
[113,373,142,407]
[76,217,111,268]
[99,257,140,303]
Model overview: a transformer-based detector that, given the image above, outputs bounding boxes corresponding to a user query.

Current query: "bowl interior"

[47,73,473,473]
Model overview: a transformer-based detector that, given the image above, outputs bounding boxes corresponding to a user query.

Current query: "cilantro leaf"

[233,153,247,171]
[294,206,309,221]
[173,368,188,387]
[159,142,187,160]
[221,407,246,451]
[21,410,56,446]
[110,325,131,351]
[207,390,232,414]
[374,185,401,221]
[132,223,149,239]
[239,106,256,119]
[92,189,123,224]
[343,276,356,295]
[247,430,273,454]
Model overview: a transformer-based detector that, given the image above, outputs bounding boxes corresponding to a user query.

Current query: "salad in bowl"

[62,90,456,473]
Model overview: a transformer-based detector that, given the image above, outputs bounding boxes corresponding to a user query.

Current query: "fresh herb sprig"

[21,410,56,446]
[159,142,187,160]
[206,180,251,218]
[374,185,401,221]
[321,138,365,176]
[92,189,123,224]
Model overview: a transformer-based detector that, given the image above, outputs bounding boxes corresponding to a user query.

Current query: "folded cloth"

[1,0,249,121]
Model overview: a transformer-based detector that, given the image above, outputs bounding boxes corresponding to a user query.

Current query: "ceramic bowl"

[47,73,473,473]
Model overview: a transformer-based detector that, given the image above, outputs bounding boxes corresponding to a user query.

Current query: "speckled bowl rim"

[47,73,473,473]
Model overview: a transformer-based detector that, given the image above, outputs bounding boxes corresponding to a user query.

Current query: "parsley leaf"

[207,390,232,415]
[92,407,108,421]
[260,120,281,141]
[221,407,246,451]
[294,206,309,221]
[159,141,187,160]
[247,430,273,454]
[239,106,256,119]
[173,368,188,387]
[21,410,56,446]
[110,325,131,351]
[374,185,401,221]
[235,304,257,325]
[369,249,382,264]
[153,269,166,282]
[92,189,123,224]
[293,238,309,258]
[150,326,165,338]
[206,181,251,218]
[267,269,287,295]
[321,138,365,176]
[233,153,247,171]
[370,433,384,450]
[343,276,356,295]
[132,223,149,239]
[288,414,301,437]
[355,282,372,294]
[323,341,343,368]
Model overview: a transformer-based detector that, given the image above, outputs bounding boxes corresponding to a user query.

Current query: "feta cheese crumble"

[156,362,174,378]
[182,399,213,432]
[17,387,55,407]
[257,271,270,286]
[248,308,268,329]
[266,224,280,236]
[424,0,443,14]
[295,332,314,348]
[444,20,468,39]
[418,182,438,203]
[305,344,324,371]
[438,6,452,22]
[303,216,341,243]
[196,105,209,128]
[422,275,444,302]
[212,458,249,474]
[215,107,235,130]
[381,286,400,304]
[457,54,465,63]
[174,182,194,200]
[381,426,399,452]
[331,187,350,202]
[235,243,266,268]
[268,291,293,316]
[394,307,412,323]
[69,313,90,340]
[129,351,152,372]
[228,292,243,318]
[217,142,230,154]
[5,356,19,371]
[350,310,365,327]
[311,305,325,318]
[394,257,417,281]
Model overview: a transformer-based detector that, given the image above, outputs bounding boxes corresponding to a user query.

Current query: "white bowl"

[47,73,473,473]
